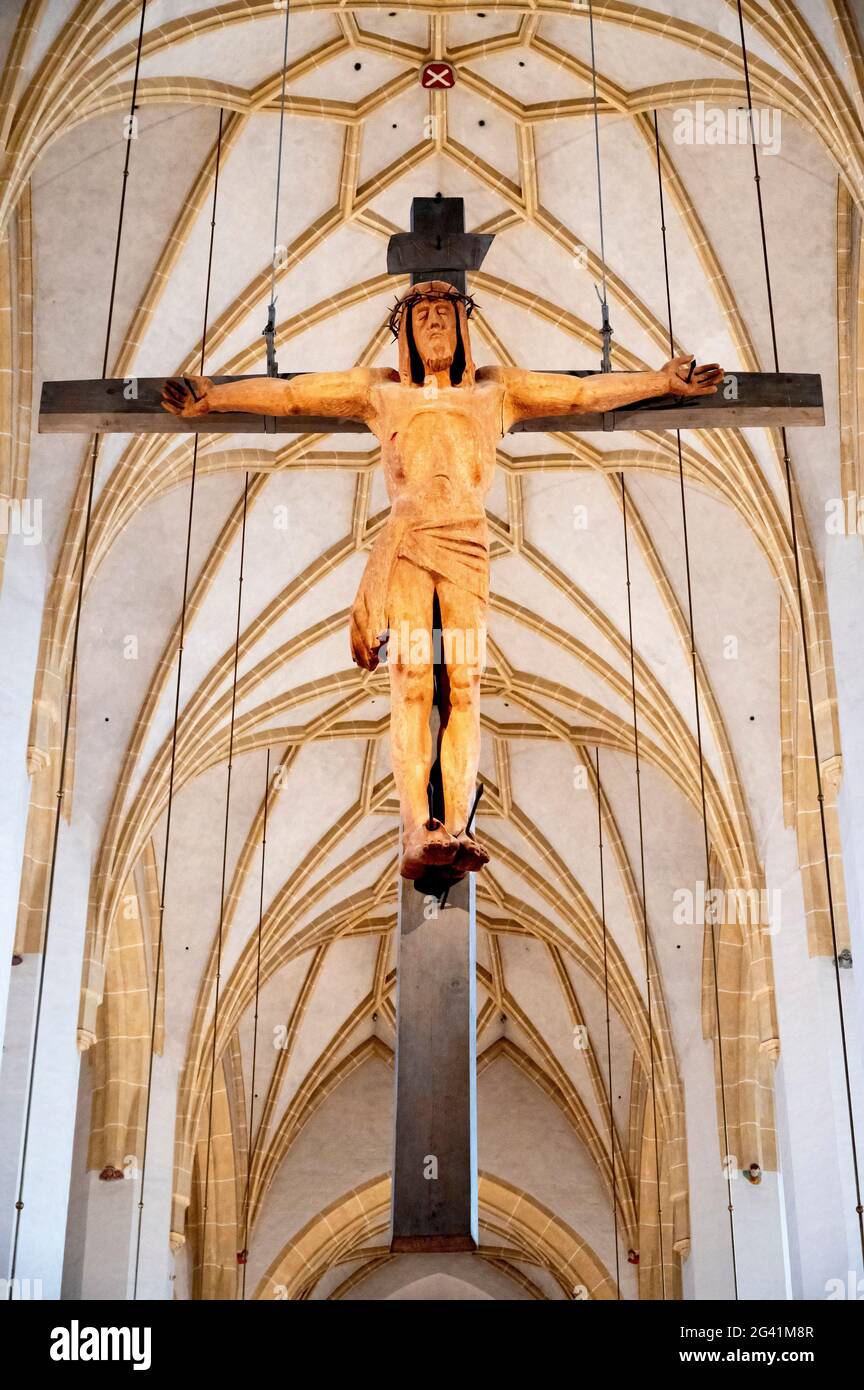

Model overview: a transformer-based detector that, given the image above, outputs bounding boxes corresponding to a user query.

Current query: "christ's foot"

[400,819,459,880]
[451,830,489,875]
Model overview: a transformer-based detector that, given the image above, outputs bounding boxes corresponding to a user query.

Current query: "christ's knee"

[445,666,481,717]
[391,658,433,712]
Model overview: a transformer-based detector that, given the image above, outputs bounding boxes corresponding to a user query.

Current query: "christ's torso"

[370,379,503,520]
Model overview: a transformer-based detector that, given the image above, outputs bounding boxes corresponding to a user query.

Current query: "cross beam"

[38,194,823,435]
[38,370,823,435]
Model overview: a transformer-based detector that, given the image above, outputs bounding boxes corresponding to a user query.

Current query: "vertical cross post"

[390,596,479,1253]
[390,866,478,1252]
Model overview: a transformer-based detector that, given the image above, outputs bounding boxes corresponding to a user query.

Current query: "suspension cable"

[7,0,150,1293]
[132,104,226,1299]
[263,0,292,377]
[240,748,270,1299]
[735,0,864,1258]
[595,747,621,1298]
[200,470,251,1291]
[587,0,612,372]
[620,478,667,1298]
[651,108,739,1298]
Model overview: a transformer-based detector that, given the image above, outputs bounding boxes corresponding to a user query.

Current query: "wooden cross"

[39,193,823,437]
[39,196,824,1258]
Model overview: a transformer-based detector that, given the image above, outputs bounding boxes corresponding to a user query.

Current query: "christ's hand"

[161,377,213,417]
[349,603,386,672]
[660,355,724,396]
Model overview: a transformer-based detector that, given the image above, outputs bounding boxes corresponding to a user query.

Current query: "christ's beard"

[421,353,454,375]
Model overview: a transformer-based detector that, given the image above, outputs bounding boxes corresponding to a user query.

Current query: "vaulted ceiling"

[2,0,862,1300]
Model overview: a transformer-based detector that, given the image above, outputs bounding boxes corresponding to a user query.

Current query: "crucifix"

[40,193,824,1254]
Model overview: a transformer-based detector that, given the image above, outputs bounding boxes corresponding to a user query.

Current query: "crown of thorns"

[387,286,477,339]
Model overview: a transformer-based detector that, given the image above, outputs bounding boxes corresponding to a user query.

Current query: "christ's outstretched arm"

[161,367,398,422]
[481,355,723,431]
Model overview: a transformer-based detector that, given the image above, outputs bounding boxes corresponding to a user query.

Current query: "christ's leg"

[388,558,458,878]
[435,578,489,873]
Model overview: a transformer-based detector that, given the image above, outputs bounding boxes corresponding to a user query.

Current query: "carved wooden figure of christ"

[162,280,723,883]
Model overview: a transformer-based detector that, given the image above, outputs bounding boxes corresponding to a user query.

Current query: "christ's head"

[411,295,457,376]
[389,280,476,387]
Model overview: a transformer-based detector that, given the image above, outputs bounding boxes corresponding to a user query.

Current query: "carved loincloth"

[351,512,488,665]
[395,515,488,605]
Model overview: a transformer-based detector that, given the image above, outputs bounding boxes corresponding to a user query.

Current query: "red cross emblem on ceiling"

[421,62,456,90]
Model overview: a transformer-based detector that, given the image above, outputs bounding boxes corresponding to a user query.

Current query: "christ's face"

[411,297,457,375]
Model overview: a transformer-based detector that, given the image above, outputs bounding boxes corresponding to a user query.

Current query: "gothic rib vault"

[1,0,863,1300]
